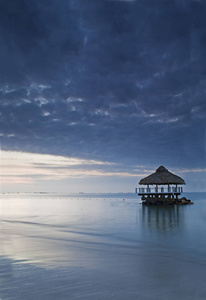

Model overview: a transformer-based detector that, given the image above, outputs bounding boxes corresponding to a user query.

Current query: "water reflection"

[141,205,184,231]
[0,256,13,284]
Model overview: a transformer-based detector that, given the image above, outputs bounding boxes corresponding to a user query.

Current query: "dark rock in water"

[142,196,194,205]
[174,197,194,205]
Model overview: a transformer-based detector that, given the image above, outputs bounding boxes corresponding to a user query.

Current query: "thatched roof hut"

[139,166,185,185]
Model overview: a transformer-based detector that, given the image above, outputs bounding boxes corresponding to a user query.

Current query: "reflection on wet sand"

[141,205,184,231]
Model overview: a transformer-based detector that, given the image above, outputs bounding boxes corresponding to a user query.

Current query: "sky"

[0,0,206,193]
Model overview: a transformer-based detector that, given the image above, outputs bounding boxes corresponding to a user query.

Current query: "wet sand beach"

[0,192,206,299]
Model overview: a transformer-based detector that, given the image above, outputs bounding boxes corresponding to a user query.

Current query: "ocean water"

[0,192,206,300]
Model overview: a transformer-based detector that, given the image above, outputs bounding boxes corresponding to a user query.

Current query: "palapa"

[139,166,185,185]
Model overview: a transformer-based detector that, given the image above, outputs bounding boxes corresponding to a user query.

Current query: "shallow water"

[0,192,206,299]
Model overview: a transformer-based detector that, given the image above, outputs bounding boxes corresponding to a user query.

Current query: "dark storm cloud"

[0,0,206,169]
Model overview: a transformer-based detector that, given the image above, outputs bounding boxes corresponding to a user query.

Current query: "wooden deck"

[138,192,181,196]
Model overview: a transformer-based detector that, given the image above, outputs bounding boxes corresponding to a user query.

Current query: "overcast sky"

[0,0,206,192]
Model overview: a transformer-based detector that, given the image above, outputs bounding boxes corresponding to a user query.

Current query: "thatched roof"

[139,166,185,185]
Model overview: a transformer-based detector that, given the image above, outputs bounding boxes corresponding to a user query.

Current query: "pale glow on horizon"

[0,151,139,189]
[1,150,205,193]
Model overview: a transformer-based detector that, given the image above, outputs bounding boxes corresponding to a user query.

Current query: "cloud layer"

[0,0,205,171]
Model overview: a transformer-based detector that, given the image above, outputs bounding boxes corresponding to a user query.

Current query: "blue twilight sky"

[0,0,206,193]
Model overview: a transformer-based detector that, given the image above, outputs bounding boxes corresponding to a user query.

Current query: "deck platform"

[138,192,181,196]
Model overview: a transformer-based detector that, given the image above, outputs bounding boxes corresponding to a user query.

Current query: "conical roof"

[139,166,185,185]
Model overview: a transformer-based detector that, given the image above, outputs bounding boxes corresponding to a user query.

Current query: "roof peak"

[156,166,168,172]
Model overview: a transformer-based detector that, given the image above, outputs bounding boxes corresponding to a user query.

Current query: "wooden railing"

[138,187,183,194]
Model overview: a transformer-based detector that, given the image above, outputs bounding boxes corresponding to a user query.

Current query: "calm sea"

[0,192,206,300]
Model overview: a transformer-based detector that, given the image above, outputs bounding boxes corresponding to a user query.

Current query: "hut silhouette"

[138,166,186,205]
